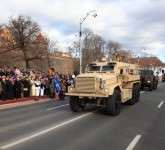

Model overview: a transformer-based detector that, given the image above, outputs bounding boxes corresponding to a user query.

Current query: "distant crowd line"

[0,66,74,101]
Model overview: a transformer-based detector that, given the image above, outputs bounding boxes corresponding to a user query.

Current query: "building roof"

[34,33,47,44]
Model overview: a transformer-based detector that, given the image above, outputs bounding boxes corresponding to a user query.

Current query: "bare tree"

[81,28,104,71]
[8,15,41,69]
[46,38,58,68]
[92,34,105,61]
[106,40,121,59]
[67,41,79,58]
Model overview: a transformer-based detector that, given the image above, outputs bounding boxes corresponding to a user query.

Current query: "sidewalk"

[0,96,52,110]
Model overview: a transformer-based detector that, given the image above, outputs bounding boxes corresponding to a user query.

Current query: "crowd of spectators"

[0,66,73,101]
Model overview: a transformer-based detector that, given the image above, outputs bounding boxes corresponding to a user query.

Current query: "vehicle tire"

[141,86,144,90]
[153,82,158,90]
[106,90,121,116]
[149,83,153,91]
[69,96,83,112]
[127,85,139,105]
[135,85,140,102]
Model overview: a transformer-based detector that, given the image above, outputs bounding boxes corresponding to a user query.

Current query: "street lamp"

[79,10,97,74]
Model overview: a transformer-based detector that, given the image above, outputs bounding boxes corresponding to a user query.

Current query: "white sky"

[0,0,165,62]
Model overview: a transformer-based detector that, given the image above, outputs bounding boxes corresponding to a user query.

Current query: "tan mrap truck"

[66,60,140,116]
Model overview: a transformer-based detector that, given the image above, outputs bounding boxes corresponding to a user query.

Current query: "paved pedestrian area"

[0,98,52,110]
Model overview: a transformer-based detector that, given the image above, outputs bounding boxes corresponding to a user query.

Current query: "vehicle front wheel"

[106,90,121,116]
[69,96,84,112]
[153,81,158,90]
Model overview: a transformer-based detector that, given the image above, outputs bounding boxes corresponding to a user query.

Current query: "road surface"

[0,83,164,150]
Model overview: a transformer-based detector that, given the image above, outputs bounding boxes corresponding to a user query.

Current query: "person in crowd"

[54,73,60,100]
[0,68,5,76]
[30,76,36,97]
[59,74,66,100]
[40,78,45,96]
[65,76,71,93]
[22,76,30,97]
[0,77,2,98]
[6,77,15,100]
[49,77,55,99]
[35,77,41,98]
[44,76,50,96]
[1,76,7,100]
[14,76,22,99]
[13,66,21,79]
[0,65,75,101]
[0,84,2,99]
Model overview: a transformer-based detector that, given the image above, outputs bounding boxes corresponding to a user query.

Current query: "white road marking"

[140,91,145,94]
[126,135,141,150]
[158,101,164,108]
[0,112,92,149]
[46,104,69,110]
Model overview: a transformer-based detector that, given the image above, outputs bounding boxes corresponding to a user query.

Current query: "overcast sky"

[0,0,165,62]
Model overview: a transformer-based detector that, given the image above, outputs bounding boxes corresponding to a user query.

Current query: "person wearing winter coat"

[49,77,55,99]
[44,77,50,96]
[59,76,66,100]
[1,76,7,100]
[14,76,22,99]
[40,78,45,96]
[22,77,30,97]
[0,80,2,98]
[6,77,14,100]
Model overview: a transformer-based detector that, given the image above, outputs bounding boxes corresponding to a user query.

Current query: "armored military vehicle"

[66,60,140,116]
[140,70,158,91]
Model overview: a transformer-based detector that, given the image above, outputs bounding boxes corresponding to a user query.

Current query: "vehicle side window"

[120,69,123,74]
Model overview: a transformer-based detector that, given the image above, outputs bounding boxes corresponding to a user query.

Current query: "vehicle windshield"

[102,65,114,71]
[141,70,153,76]
[88,65,101,71]
[88,65,114,71]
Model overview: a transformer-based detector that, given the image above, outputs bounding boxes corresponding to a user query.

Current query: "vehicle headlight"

[100,79,106,89]
[99,74,103,79]
[69,87,73,91]
[104,88,109,93]
[147,80,151,83]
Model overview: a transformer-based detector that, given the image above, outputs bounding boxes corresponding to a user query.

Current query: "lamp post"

[79,10,97,74]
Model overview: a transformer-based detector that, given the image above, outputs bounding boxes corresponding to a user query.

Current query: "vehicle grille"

[76,77,96,93]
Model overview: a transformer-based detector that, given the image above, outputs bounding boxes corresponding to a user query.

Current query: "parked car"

[140,70,158,91]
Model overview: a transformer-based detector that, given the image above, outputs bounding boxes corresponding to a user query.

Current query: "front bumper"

[65,93,108,98]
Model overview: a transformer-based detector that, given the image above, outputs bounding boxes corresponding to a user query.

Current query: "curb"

[0,96,49,105]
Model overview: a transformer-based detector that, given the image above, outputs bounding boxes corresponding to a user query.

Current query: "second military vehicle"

[140,70,158,91]
[66,60,141,116]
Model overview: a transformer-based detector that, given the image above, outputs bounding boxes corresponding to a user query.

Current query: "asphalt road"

[0,83,165,150]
